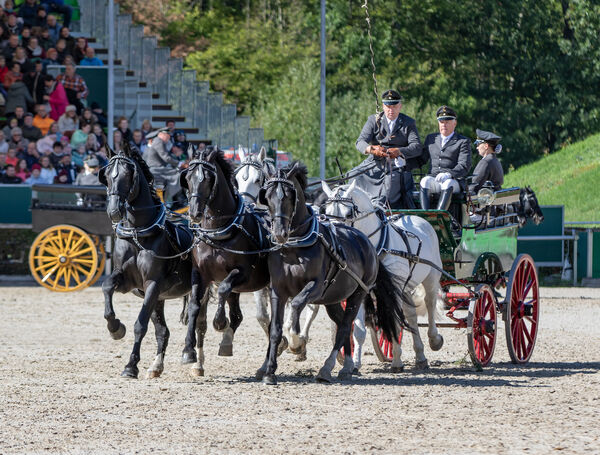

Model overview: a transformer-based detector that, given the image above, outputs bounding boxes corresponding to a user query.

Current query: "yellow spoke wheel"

[29,225,98,292]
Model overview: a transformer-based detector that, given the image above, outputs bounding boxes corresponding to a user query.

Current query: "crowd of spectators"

[0,1,195,187]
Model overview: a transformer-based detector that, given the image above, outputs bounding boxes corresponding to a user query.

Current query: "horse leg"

[147,299,168,379]
[121,280,160,379]
[261,288,287,385]
[351,304,367,373]
[192,288,209,376]
[182,269,204,365]
[218,292,242,357]
[255,288,270,337]
[213,268,244,332]
[401,291,428,371]
[287,280,322,355]
[294,304,319,362]
[423,272,444,352]
[103,269,127,340]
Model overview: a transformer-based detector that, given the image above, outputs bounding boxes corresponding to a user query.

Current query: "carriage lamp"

[477,187,496,206]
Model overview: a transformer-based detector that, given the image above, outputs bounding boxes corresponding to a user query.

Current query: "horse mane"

[124,144,162,205]
[196,147,237,194]
[282,160,308,195]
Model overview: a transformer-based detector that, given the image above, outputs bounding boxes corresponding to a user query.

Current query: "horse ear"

[179,169,189,190]
[321,180,334,198]
[237,145,246,162]
[98,166,107,186]
[347,180,357,194]
[207,148,218,162]
[258,187,267,206]
[187,143,195,158]
[105,143,115,158]
[258,146,267,162]
[286,162,301,181]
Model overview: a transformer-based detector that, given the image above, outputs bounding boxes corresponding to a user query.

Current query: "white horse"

[322,180,444,371]
[234,147,319,359]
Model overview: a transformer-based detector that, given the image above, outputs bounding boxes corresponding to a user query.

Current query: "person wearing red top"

[15,158,30,182]
[56,64,88,114]
[0,55,8,87]
[43,74,68,121]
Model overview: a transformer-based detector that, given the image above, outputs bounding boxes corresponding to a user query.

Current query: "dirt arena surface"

[1,285,599,454]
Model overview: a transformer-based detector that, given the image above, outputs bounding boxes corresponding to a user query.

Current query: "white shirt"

[441,132,454,148]
[387,118,396,134]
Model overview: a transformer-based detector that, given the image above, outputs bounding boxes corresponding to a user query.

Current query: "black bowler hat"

[436,105,457,120]
[474,129,501,147]
[382,89,402,105]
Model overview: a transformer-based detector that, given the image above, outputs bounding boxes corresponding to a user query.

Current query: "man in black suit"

[353,89,423,209]
[420,106,472,211]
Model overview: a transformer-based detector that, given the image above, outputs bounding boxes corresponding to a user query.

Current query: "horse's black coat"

[180,147,271,363]
[98,144,192,378]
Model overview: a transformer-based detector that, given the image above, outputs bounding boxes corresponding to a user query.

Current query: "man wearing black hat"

[420,106,472,211]
[469,129,504,193]
[353,89,423,209]
[143,127,182,202]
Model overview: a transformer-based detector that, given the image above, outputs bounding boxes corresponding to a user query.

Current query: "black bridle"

[234,156,276,203]
[264,176,298,226]
[185,158,220,224]
[104,155,140,205]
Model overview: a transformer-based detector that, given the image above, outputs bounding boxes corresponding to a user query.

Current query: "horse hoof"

[191,366,204,377]
[352,368,360,375]
[294,352,307,362]
[391,365,404,373]
[218,344,233,357]
[262,374,277,385]
[415,360,429,370]
[147,369,162,379]
[121,367,138,379]
[255,368,266,380]
[316,369,333,383]
[429,334,444,351]
[212,317,228,332]
[181,351,197,364]
[109,323,126,340]
[338,371,353,381]
[277,337,289,357]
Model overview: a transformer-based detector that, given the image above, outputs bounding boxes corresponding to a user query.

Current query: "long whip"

[362,0,379,114]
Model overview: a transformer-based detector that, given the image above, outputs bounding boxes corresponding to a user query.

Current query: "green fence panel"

[0,185,32,225]
[517,205,564,264]
[576,230,600,280]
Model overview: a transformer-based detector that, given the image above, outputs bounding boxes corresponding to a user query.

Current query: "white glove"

[177,161,185,169]
[394,156,406,168]
[435,172,451,183]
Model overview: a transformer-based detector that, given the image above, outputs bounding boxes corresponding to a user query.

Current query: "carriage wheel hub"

[478,318,495,335]
[59,255,69,265]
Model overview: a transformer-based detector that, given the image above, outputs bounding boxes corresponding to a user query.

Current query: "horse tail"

[364,262,411,342]
[179,287,213,325]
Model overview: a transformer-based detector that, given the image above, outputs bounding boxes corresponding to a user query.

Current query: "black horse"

[516,186,545,227]
[179,147,274,376]
[98,144,193,379]
[257,162,408,385]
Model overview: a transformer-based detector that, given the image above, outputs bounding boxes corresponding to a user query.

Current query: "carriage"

[28,184,111,292]
[368,186,540,368]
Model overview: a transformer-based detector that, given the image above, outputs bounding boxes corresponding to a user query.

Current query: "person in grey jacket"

[469,129,504,193]
[420,106,472,211]
[4,81,33,117]
[143,127,182,201]
[353,89,423,209]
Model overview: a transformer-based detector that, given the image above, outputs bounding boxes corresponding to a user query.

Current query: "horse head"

[181,147,236,224]
[99,143,144,223]
[322,180,375,228]
[260,161,306,244]
[234,146,276,206]
[520,186,544,225]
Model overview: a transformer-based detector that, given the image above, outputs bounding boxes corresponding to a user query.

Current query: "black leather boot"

[420,188,431,210]
[437,188,454,211]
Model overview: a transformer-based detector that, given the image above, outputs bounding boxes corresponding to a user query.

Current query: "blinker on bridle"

[105,155,140,203]
[264,176,297,224]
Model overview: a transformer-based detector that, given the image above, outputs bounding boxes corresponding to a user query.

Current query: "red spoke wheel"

[505,254,539,364]
[337,300,355,365]
[467,284,497,368]
[369,325,404,363]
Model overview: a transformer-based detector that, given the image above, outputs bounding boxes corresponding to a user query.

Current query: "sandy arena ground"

[0,285,599,454]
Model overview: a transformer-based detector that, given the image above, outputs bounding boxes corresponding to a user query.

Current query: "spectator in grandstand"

[40,0,72,28]
[42,46,59,68]
[21,112,42,141]
[70,143,85,167]
[112,129,123,152]
[25,37,45,59]
[25,162,45,184]
[21,140,39,168]
[53,168,68,183]
[130,129,145,154]
[32,103,53,134]
[0,55,8,86]
[38,26,54,51]
[18,0,39,28]
[48,139,63,166]
[57,26,74,54]
[92,122,105,147]
[15,158,30,181]
[0,149,6,172]
[84,132,98,153]
[3,62,23,89]
[56,63,87,114]
[5,146,18,166]
[12,47,32,73]
[54,38,68,64]
[43,74,68,120]
[172,129,189,155]
[11,105,26,126]
[33,6,49,29]
[116,116,132,143]
[56,152,76,183]
[20,26,33,48]
[2,116,18,138]
[23,58,45,105]
[90,101,107,127]
[45,13,60,43]
[0,163,22,183]
[35,130,56,155]
[4,13,23,38]
[79,46,102,67]
[8,125,28,151]
[165,119,176,136]
[5,80,32,115]
[38,155,56,182]
[79,107,96,127]
[140,119,152,139]
[70,121,90,150]
[73,37,86,64]
[0,130,8,154]
[1,34,20,64]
